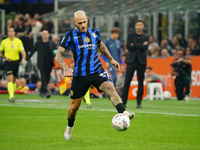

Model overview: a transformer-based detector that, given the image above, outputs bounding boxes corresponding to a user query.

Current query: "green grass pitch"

[0,94,200,150]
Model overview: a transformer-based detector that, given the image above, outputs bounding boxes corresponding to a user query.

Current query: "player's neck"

[9,37,14,41]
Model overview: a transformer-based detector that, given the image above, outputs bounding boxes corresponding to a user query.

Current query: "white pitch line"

[0,104,200,117]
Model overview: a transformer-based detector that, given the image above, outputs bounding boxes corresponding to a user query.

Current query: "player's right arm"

[55,46,74,77]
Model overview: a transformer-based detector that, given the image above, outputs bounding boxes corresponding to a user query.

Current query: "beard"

[77,25,87,32]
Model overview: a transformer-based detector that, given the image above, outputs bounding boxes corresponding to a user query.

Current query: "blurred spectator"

[160,48,170,57]
[29,18,43,38]
[116,65,126,97]
[26,30,56,98]
[0,78,7,90]
[149,45,158,56]
[34,80,42,94]
[144,66,166,91]
[16,78,29,94]
[171,47,192,101]
[172,36,181,49]
[16,17,25,37]
[160,39,172,54]
[151,48,160,58]
[104,27,122,86]
[172,49,178,57]
[5,19,13,35]
[47,81,60,95]
[24,13,32,36]
[34,13,40,20]
[177,34,187,48]
[13,18,19,33]
[188,37,200,55]
[52,34,60,48]
[148,35,159,52]
[186,46,193,56]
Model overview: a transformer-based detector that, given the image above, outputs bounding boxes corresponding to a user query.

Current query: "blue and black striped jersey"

[60,28,104,77]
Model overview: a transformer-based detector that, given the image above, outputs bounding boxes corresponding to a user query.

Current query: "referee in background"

[122,20,149,108]
[0,27,26,103]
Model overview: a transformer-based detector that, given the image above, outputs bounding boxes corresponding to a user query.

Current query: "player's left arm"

[144,78,153,83]
[98,41,120,72]
[20,50,26,66]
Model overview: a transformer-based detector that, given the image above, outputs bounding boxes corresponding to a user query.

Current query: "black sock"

[68,118,75,127]
[116,103,126,113]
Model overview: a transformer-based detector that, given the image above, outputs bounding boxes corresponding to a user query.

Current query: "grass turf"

[0,94,200,150]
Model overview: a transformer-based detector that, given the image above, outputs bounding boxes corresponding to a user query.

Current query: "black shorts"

[4,60,19,77]
[70,71,112,99]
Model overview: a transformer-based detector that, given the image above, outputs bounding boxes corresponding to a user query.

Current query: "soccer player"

[0,27,26,103]
[55,11,135,140]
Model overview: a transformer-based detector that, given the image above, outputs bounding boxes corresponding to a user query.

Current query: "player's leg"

[99,81,135,119]
[13,76,17,95]
[136,64,146,108]
[7,74,15,102]
[64,97,83,140]
[5,61,15,102]
[83,87,92,109]
[121,64,137,106]
[64,76,90,140]
[175,79,184,100]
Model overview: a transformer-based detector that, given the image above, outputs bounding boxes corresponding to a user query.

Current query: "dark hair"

[135,20,144,25]
[176,46,186,55]
[146,66,152,70]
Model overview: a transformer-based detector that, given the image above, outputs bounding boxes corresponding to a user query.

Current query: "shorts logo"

[70,90,74,96]
[84,37,90,43]
[7,71,13,74]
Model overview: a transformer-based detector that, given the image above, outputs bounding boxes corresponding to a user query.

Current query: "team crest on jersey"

[84,37,90,43]
[11,45,13,48]
[92,33,97,38]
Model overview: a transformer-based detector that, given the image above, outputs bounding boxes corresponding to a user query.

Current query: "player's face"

[42,31,49,41]
[177,50,184,57]
[135,22,144,33]
[145,69,152,77]
[74,16,88,33]
[112,32,120,40]
[8,28,15,37]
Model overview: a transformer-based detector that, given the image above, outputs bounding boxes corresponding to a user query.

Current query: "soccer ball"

[112,113,130,131]
[163,91,171,99]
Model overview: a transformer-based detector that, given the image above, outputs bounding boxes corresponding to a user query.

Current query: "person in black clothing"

[26,30,56,98]
[171,47,192,101]
[122,20,149,108]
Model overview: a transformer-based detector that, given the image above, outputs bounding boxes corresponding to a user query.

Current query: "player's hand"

[143,41,148,45]
[21,59,25,66]
[5,57,11,62]
[63,67,74,77]
[174,58,183,63]
[110,59,120,72]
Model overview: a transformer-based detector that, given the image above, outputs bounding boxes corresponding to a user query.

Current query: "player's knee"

[70,103,80,112]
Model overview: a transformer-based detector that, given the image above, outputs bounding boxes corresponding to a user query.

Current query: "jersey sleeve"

[60,31,71,49]
[18,39,25,52]
[0,40,4,52]
[96,28,101,44]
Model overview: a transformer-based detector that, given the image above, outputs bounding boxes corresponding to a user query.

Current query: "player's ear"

[73,20,76,25]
